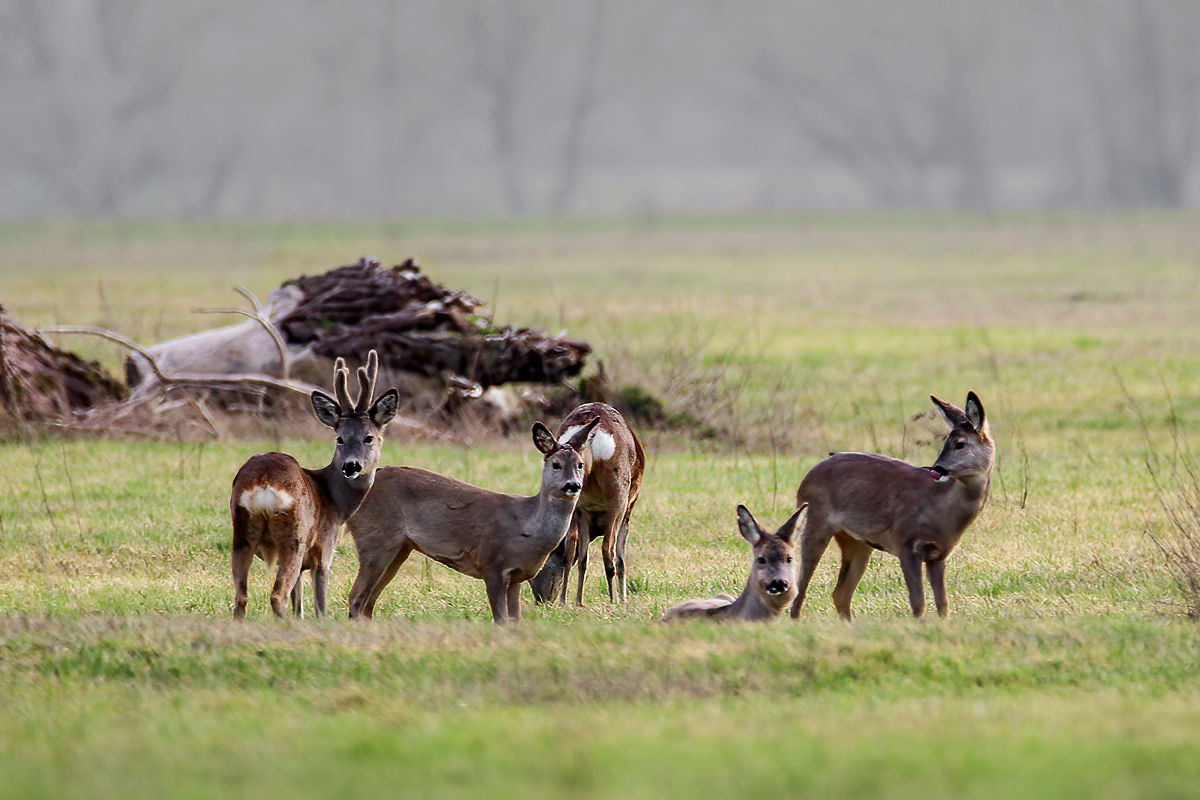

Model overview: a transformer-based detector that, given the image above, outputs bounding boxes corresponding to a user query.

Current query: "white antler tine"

[333,357,353,413]
[354,349,380,415]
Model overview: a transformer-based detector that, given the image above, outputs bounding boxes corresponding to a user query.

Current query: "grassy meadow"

[2,215,1200,798]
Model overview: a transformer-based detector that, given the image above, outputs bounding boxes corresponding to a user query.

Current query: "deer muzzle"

[765,579,790,596]
[562,481,582,498]
[342,461,364,479]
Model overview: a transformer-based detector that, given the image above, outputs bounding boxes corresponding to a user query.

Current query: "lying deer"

[663,504,805,622]
[230,350,399,619]
[529,403,645,606]
[790,392,994,620]
[345,418,598,623]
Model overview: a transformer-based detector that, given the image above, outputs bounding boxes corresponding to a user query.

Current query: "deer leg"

[484,571,511,624]
[506,577,523,622]
[348,543,408,619]
[599,506,625,603]
[311,534,338,618]
[614,510,631,603]
[362,544,414,619]
[231,542,255,620]
[575,536,590,607]
[312,564,329,619]
[790,516,834,619]
[898,547,926,618]
[270,540,304,619]
[290,577,304,618]
[926,558,949,618]
[557,516,579,606]
[831,534,873,622]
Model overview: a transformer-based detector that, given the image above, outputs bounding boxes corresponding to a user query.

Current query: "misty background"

[3,0,1200,221]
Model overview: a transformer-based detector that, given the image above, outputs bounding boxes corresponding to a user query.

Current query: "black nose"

[765,579,790,596]
[342,461,363,478]
[563,481,581,497]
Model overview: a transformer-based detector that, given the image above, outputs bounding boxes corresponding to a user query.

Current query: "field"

[2,215,1200,798]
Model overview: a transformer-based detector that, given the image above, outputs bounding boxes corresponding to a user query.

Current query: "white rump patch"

[239,486,295,515]
[590,431,616,461]
[559,425,616,461]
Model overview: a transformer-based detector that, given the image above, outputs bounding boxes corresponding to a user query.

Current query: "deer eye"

[336,436,345,445]
[954,441,966,450]
[756,556,767,565]
[786,556,793,563]
[363,435,374,445]
[552,461,562,471]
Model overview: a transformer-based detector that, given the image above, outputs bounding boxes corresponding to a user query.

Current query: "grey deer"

[529,402,645,606]
[345,419,598,623]
[230,350,399,619]
[789,392,994,620]
[663,504,805,622]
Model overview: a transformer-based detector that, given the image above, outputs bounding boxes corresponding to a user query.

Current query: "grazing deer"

[663,504,805,622]
[230,350,399,619]
[789,392,994,621]
[345,418,598,624]
[529,403,645,605]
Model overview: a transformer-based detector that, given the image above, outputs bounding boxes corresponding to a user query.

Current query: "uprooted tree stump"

[0,306,126,433]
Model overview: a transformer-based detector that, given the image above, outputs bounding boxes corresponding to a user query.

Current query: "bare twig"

[193,285,292,380]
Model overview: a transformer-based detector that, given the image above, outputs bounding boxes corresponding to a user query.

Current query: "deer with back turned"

[529,402,644,606]
[663,504,805,622]
[789,392,994,620]
[230,350,398,619]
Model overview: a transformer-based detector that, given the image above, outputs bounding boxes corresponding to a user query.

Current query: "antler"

[353,349,380,415]
[333,357,353,413]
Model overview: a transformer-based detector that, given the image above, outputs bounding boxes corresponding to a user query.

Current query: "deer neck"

[309,464,376,523]
[523,485,578,543]
[939,470,991,532]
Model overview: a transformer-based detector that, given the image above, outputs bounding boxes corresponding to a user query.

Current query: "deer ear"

[369,388,400,428]
[311,390,341,429]
[532,422,558,456]
[776,503,806,545]
[964,391,986,431]
[736,504,762,546]
[930,394,964,427]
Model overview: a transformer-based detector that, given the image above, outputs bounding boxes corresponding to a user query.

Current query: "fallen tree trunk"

[127,257,592,399]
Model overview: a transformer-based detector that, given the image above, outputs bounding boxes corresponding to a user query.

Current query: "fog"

[3,0,1199,220]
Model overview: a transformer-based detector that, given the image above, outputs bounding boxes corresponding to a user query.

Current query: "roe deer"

[345,418,598,624]
[663,504,805,622]
[230,350,399,619]
[529,403,645,605]
[789,392,994,620]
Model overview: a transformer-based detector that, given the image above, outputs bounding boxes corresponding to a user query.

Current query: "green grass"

[2,215,1200,798]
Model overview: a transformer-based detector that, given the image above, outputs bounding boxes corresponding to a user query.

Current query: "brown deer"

[230,350,399,619]
[345,418,598,624]
[663,504,805,622]
[529,403,645,605]
[789,392,994,621]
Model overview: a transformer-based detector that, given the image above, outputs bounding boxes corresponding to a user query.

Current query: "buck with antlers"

[790,392,994,620]
[663,504,805,622]
[529,403,644,605]
[345,418,597,623]
[230,350,399,619]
